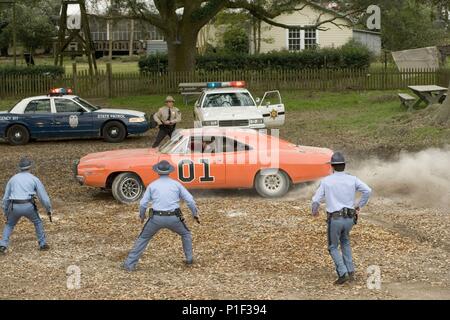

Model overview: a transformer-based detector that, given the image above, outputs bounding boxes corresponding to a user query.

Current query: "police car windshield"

[204,93,255,108]
[73,97,100,111]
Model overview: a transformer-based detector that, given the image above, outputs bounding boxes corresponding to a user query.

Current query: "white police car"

[0,88,150,145]
[194,81,285,129]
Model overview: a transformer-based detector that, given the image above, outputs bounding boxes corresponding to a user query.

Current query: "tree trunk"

[129,19,134,56]
[166,31,198,72]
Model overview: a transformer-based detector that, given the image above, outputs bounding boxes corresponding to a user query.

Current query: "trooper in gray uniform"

[0,158,52,254]
[311,152,372,285]
[123,160,200,271]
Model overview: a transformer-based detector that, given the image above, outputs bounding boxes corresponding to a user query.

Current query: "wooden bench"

[398,93,417,111]
[179,82,207,105]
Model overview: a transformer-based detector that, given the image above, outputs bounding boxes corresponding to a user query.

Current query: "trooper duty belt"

[11,199,33,204]
[152,208,181,216]
[327,208,356,219]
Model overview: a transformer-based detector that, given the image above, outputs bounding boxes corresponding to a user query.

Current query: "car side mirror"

[255,97,261,104]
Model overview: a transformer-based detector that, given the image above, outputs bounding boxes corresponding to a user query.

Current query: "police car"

[194,81,285,129]
[0,88,150,145]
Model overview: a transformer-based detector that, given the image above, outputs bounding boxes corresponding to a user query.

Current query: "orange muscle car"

[74,128,333,203]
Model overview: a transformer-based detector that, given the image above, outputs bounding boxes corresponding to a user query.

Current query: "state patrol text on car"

[0,88,150,145]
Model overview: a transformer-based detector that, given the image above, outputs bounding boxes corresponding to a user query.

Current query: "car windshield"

[159,134,185,153]
[73,97,100,111]
[203,92,255,108]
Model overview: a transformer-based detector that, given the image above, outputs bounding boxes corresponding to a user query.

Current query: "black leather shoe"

[185,260,194,266]
[0,246,6,254]
[39,244,50,251]
[334,274,349,285]
[348,272,355,282]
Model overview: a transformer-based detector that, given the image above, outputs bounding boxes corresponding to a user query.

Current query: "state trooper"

[123,160,200,271]
[311,152,372,285]
[152,96,182,148]
[0,158,52,254]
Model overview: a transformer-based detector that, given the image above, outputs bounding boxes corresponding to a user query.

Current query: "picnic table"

[408,85,448,108]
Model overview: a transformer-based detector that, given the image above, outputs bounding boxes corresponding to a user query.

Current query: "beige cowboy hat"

[165,96,175,103]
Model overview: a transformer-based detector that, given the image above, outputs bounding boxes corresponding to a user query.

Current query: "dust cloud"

[290,147,450,209]
[352,147,450,209]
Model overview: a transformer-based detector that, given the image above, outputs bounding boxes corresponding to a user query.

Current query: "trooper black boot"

[334,274,349,285]
[348,272,355,282]
[0,246,6,254]
[39,244,50,251]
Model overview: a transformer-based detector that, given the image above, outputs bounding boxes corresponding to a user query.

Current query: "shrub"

[0,65,64,77]
[138,41,373,72]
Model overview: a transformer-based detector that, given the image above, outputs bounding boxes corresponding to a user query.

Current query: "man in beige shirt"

[152,96,182,148]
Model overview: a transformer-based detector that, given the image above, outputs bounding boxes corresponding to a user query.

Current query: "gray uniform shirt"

[2,172,52,214]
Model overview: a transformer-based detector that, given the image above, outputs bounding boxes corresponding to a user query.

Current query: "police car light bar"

[49,88,73,96]
[206,81,246,89]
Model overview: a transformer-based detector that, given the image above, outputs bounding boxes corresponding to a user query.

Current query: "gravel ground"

[0,133,449,300]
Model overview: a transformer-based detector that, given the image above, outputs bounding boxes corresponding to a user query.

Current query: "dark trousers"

[152,125,175,148]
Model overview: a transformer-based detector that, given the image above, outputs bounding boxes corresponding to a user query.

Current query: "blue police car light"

[206,81,246,89]
[207,82,222,88]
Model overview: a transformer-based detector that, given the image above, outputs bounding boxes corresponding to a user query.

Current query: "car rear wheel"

[255,170,290,198]
[103,121,126,143]
[7,125,30,146]
[111,172,144,204]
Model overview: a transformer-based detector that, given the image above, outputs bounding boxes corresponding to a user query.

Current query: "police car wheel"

[111,172,144,204]
[255,170,290,198]
[103,121,126,143]
[7,125,30,146]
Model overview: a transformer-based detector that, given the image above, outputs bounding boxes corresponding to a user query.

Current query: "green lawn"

[1,90,448,155]
[0,56,140,74]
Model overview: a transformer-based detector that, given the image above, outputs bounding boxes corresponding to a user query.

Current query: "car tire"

[103,121,126,143]
[7,124,30,146]
[111,172,144,204]
[255,169,290,198]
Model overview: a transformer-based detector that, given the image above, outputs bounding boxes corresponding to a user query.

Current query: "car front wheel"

[7,124,30,146]
[103,121,126,143]
[111,172,144,204]
[255,170,290,198]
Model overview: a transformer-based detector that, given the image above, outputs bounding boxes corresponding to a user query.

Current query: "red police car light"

[230,81,246,88]
[49,88,73,96]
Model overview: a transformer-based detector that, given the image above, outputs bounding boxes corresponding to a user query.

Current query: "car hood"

[0,111,8,114]
[81,148,159,163]
[202,107,263,120]
[94,108,145,117]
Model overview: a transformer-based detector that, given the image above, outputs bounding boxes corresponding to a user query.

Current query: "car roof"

[203,87,250,94]
[22,95,79,100]
[179,128,263,138]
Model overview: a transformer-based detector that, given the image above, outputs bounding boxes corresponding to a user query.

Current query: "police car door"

[22,98,55,137]
[53,98,93,137]
[259,91,285,128]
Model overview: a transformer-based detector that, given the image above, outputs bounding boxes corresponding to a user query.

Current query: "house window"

[304,28,317,49]
[288,29,302,51]
[288,27,318,51]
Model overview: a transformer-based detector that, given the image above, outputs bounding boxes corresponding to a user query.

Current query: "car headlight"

[129,117,146,123]
[249,119,264,125]
[202,120,218,126]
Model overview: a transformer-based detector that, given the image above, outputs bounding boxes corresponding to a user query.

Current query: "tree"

[99,0,358,71]
[223,26,250,54]
[333,0,449,51]
[0,0,58,56]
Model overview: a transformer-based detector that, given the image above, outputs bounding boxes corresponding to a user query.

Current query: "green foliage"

[139,42,372,72]
[0,65,64,77]
[222,27,250,54]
